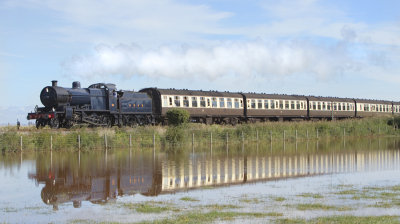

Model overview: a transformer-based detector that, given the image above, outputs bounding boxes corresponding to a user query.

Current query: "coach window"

[200,97,206,107]
[296,101,300,110]
[327,103,331,110]
[183,96,189,107]
[212,97,218,108]
[271,100,275,109]
[284,101,289,109]
[291,101,295,109]
[264,100,269,109]
[258,100,263,109]
[207,98,211,107]
[300,101,304,110]
[235,99,240,108]
[163,96,168,107]
[220,98,225,108]
[317,102,321,110]
[364,104,368,111]
[312,102,316,110]
[251,99,256,109]
[227,98,233,108]
[240,100,243,108]
[174,96,181,107]
[169,97,173,106]
[333,103,337,111]
[192,97,198,107]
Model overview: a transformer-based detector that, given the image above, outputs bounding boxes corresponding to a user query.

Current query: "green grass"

[119,202,178,213]
[295,203,352,211]
[140,211,267,224]
[180,197,199,202]
[239,197,263,204]
[296,193,324,199]
[271,196,286,202]
[276,216,400,224]
[202,204,241,210]
[1,116,398,151]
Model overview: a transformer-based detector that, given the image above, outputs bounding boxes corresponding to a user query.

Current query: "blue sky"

[1,0,400,124]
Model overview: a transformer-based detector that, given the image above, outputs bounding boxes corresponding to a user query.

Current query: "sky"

[1,0,400,124]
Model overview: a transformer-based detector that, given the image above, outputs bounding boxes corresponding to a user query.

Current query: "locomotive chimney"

[51,80,58,87]
[72,81,81,89]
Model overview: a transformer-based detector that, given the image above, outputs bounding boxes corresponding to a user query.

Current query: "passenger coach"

[139,88,245,124]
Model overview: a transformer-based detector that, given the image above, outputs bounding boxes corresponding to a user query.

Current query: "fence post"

[129,134,132,148]
[306,129,309,139]
[104,134,108,149]
[210,132,213,145]
[316,129,319,139]
[153,133,156,148]
[20,136,23,151]
[78,135,81,150]
[226,132,229,144]
[192,133,194,146]
[270,131,272,142]
[256,130,259,142]
[283,130,286,142]
[295,130,298,141]
[343,128,346,138]
[50,135,53,151]
[242,131,244,142]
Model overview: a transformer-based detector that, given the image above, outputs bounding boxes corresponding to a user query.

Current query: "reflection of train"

[27,80,400,128]
[29,143,400,208]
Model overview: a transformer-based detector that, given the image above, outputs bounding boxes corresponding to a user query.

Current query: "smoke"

[64,39,357,81]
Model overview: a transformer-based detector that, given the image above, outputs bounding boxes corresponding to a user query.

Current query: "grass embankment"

[0,117,398,152]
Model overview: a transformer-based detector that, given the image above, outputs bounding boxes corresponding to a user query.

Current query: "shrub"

[166,108,190,126]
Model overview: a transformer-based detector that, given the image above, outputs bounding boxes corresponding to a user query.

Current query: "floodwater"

[1,137,400,223]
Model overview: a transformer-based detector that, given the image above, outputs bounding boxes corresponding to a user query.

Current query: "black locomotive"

[28,80,153,128]
[27,80,400,128]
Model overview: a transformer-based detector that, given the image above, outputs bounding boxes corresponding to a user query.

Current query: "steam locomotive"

[27,80,400,128]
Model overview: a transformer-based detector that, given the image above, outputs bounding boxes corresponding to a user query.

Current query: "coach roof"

[149,88,243,98]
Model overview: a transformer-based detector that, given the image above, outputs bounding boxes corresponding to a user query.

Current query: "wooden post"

[283,130,286,142]
[129,134,132,148]
[295,130,298,141]
[242,131,244,142]
[20,136,22,151]
[316,129,319,139]
[226,132,229,145]
[210,132,213,145]
[256,130,259,142]
[306,129,309,139]
[50,135,53,151]
[192,133,194,146]
[78,135,81,150]
[104,134,108,149]
[153,133,156,148]
[270,131,272,142]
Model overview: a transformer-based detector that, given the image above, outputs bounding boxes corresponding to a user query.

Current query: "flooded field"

[1,137,400,223]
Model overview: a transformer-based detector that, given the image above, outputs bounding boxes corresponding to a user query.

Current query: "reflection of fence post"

[20,136,22,151]
[50,135,53,151]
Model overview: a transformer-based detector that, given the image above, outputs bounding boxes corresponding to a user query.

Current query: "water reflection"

[27,138,400,209]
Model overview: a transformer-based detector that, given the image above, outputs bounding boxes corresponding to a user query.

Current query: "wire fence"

[0,124,397,152]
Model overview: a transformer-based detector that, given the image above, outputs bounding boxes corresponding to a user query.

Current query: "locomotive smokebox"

[72,81,81,89]
[51,80,58,87]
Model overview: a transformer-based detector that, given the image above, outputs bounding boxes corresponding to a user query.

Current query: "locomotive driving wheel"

[50,117,60,129]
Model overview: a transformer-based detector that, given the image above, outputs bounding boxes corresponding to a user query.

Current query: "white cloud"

[63,39,358,82]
